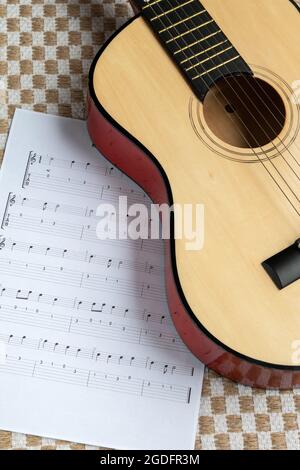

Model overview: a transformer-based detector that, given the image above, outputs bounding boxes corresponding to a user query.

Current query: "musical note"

[28,151,123,179]
[24,170,147,204]
[16,289,32,300]
[0,355,191,403]
[0,302,186,352]
[6,193,89,217]
[91,302,105,313]
[0,257,165,301]
[0,114,203,450]
[0,284,171,325]
[3,212,162,255]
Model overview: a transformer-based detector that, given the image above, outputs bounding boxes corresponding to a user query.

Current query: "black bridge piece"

[262,239,300,290]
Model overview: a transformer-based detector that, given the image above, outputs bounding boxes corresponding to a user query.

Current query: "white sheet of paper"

[0,109,204,450]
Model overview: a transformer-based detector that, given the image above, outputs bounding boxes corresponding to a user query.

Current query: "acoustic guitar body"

[88,0,300,388]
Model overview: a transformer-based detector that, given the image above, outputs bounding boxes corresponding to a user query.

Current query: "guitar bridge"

[262,239,300,289]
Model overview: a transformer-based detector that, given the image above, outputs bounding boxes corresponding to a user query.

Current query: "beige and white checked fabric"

[0,0,300,451]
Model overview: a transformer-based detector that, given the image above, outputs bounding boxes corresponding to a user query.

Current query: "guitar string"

[239,75,300,168]
[191,0,300,168]
[182,0,300,178]
[151,0,300,193]
[144,1,300,215]
[145,0,300,164]
[146,0,300,215]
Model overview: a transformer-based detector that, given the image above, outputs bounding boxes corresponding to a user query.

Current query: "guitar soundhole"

[203,75,286,149]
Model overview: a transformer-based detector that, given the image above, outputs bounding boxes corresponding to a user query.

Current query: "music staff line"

[27,151,124,179]
[1,211,163,255]
[0,237,162,277]
[0,332,194,377]
[0,303,187,352]
[23,170,148,204]
[5,192,156,230]
[0,285,170,326]
[0,257,165,302]
[6,192,98,218]
[6,192,105,219]
[0,354,191,404]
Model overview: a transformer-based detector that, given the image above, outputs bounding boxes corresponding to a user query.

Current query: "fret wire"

[180,38,227,64]
[150,0,194,21]
[191,55,240,80]
[142,0,163,10]
[158,9,206,34]
[139,0,252,101]
[185,45,233,71]
[173,20,215,55]
[166,23,218,44]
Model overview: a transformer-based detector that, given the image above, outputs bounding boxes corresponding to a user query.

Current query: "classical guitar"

[88,0,300,388]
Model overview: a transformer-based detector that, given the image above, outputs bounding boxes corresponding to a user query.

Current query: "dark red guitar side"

[87,5,300,389]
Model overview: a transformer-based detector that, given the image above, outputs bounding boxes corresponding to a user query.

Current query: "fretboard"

[132,0,252,100]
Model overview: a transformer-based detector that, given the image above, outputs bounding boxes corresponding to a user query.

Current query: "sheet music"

[0,109,204,450]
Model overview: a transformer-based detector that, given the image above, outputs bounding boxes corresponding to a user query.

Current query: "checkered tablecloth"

[0,0,300,450]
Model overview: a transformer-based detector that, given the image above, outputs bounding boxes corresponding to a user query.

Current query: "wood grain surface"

[0,0,300,450]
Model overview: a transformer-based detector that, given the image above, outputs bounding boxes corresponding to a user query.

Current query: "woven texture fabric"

[1,0,300,451]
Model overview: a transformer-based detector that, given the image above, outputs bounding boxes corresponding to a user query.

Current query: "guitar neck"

[132,0,252,100]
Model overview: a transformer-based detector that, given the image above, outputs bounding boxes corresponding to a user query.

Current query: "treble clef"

[0,237,6,250]
[9,193,16,207]
[30,152,37,165]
